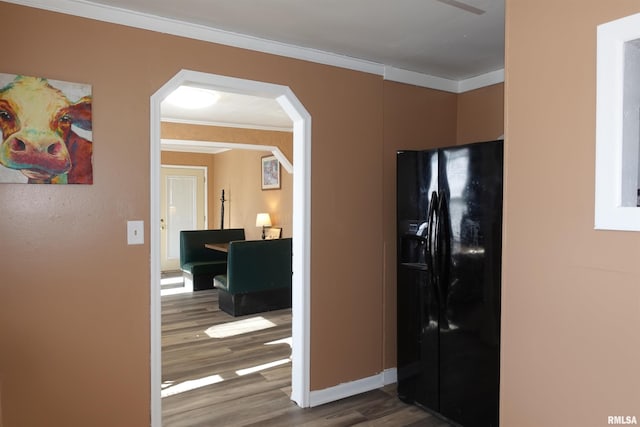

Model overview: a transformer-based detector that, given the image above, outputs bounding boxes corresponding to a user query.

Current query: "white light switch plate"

[127,220,144,245]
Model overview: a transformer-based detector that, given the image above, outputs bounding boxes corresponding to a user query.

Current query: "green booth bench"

[179,228,245,291]
[214,238,292,316]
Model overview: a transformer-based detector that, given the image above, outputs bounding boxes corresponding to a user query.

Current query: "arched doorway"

[149,70,311,426]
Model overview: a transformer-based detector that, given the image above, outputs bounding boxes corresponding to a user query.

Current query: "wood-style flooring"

[161,286,454,427]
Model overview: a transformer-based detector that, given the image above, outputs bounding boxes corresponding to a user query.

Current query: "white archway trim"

[150,70,311,427]
[275,90,312,406]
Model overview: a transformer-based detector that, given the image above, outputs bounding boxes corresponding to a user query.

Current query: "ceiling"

[13,0,505,131]
[160,89,293,153]
[161,90,293,131]
[88,0,504,81]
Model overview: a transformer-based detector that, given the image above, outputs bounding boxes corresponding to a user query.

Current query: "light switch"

[127,220,144,245]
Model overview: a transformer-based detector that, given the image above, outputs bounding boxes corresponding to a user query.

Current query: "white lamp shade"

[255,213,272,227]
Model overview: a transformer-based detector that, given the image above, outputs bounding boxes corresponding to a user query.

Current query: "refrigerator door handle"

[437,193,450,267]
[426,191,438,281]
[427,191,445,312]
[435,192,450,319]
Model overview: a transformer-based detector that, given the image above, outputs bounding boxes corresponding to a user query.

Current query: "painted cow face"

[0,76,90,183]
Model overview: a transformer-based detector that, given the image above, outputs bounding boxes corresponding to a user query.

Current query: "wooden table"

[204,242,229,253]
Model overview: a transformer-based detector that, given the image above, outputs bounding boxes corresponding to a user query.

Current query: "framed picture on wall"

[0,72,93,184]
[261,155,280,190]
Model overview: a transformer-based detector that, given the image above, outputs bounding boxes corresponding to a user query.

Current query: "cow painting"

[0,74,93,184]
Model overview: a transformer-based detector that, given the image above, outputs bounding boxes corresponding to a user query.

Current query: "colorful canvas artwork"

[0,73,93,184]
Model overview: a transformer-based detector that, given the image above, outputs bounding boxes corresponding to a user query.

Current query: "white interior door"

[160,166,206,271]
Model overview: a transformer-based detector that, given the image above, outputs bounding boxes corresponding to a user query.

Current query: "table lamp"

[256,213,272,239]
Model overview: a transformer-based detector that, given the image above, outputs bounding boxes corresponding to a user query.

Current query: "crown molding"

[457,69,505,92]
[5,0,504,93]
[384,66,504,93]
[383,66,459,93]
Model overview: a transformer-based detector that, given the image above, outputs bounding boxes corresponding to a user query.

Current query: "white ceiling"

[160,89,292,153]
[87,0,505,81]
[10,0,505,131]
[161,90,293,131]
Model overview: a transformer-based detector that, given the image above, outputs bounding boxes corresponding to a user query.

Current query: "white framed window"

[595,12,640,230]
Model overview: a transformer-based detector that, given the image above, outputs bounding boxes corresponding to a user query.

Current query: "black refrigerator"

[396,140,503,427]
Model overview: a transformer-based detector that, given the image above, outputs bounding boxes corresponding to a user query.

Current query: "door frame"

[150,69,312,426]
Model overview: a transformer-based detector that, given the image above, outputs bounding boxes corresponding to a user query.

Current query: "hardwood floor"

[161,287,454,427]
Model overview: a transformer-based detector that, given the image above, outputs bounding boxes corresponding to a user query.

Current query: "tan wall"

[0,3,384,425]
[160,123,294,235]
[211,149,293,240]
[160,151,217,228]
[382,82,458,369]
[0,2,505,425]
[457,83,504,145]
[503,2,640,426]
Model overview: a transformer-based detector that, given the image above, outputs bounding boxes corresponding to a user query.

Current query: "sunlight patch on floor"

[161,354,290,398]
[161,277,183,286]
[161,374,224,398]
[205,316,277,338]
[235,358,291,376]
[160,286,190,296]
[265,336,292,349]
[160,276,190,296]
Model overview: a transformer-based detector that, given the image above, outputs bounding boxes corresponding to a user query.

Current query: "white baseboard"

[308,368,397,407]
[382,367,397,385]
